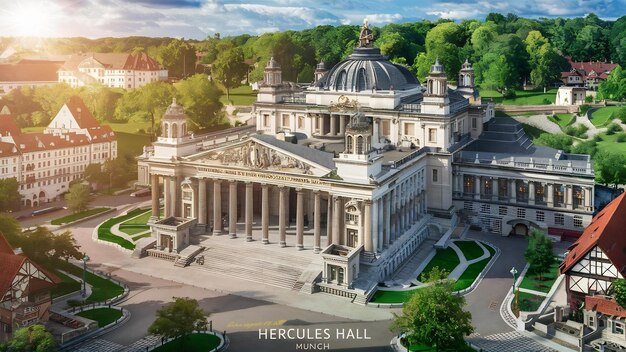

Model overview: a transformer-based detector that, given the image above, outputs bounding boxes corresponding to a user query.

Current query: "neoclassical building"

[137,22,595,299]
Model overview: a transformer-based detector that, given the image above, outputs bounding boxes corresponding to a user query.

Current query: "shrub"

[594,135,603,142]
[502,90,516,98]
[536,133,573,152]
[617,133,626,143]
[137,128,146,134]
[542,98,551,105]
[606,123,623,135]
[564,124,589,138]
[616,107,626,124]
[579,104,591,115]
[585,95,593,103]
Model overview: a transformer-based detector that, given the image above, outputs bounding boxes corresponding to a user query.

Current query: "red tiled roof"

[62,52,163,71]
[12,131,91,154]
[561,57,617,82]
[0,60,63,82]
[0,141,19,157]
[585,295,626,318]
[87,125,116,143]
[66,96,100,129]
[561,193,626,275]
[0,233,14,255]
[0,114,22,137]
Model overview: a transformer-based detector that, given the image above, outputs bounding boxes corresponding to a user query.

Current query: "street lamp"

[82,255,90,297]
[510,266,519,309]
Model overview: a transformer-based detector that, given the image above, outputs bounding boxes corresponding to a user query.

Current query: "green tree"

[212,47,247,102]
[415,22,463,82]
[14,227,81,265]
[0,213,21,245]
[158,39,196,79]
[83,164,108,189]
[524,230,555,280]
[525,31,566,92]
[175,74,226,131]
[148,297,208,347]
[0,178,21,211]
[594,151,626,188]
[5,325,56,352]
[598,66,626,101]
[390,269,473,351]
[610,279,626,308]
[32,83,75,126]
[471,21,498,58]
[535,133,573,152]
[65,183,91,213]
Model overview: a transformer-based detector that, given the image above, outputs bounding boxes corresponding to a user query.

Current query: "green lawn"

[516,291,545,312]
[519,259,560,294]
[76,308,123,327]
[51,270,81,298]
[590,106,621,127]
[122,210,152,225]
[453,242,496,291]
[97,208,148,250]
[108,121,152,134]
[454,240,485,261]
[22,126,45,133]
[118,209,152,236]
[219,85,257,106]
[57,262,124,303]
[115,131,151,157]
[152,333,221,352]
[548,114,575,131]
[521,123,549,140]
[51,207,110,225]
[417,247,461,282]
[595,132,626,154]
[480,89,557,105]
[369,289,416,304]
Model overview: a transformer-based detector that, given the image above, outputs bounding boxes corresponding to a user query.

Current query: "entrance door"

[347,229,358,248]
[513,223,529,236]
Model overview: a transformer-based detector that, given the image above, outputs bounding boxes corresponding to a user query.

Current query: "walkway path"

[468,331,568,352]
[448,240,490,280]
[512,115,562,134]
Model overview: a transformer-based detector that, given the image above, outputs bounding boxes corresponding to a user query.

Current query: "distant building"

[561,56,617,90]
[556,86,587,106]
[560,193,626,309]
[0,59,64,96]
[0,233,60,341]
[0,96,117,207]
[58,52,167,89]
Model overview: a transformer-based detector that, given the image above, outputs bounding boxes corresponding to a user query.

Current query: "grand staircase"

[187,240,318,290]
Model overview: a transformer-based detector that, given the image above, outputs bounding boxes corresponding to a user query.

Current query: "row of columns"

[455,173,593,211]
[316,114,349,137]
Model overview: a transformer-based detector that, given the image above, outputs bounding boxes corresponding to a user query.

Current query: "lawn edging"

[53,207,116,230]
[148,330,228,352]
[58,305,131,349]
[455,241,500,296]
[91,206,151,253]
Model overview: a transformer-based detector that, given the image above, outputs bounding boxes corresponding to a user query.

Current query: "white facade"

[556,86,587,106]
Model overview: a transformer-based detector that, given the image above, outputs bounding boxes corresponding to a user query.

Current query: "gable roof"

[253,134,335,170]
[61,52,162,71]
[65,96,100,129]
[0,60,63,82]
[560,193,626,275]
[0,233,14,254]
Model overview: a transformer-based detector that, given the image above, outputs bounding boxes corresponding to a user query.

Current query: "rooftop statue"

[358,18,374,48]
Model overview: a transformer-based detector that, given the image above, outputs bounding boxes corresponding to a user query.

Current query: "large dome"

[315,47,419,92]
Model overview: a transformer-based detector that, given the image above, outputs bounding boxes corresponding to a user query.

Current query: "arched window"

[171,123,178,138]
[163,123,169,138]
[181,123,186,136]
[356,68,367,92]
[346,135,354,153]
[356,136,364,154]
[336,70,347,90]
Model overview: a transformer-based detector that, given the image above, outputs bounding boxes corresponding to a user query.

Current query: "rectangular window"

[404,123,415,136]
[432,169,438,183]
[263,114,270,127]
[536,211,545,222]
[480,204,490,214]
[428,128,437,143]
[499,206,508,216]
[282,114,290,128]
[615,322,624,335]
[574,216,583,228]
[589,316,594,327]
[555,213,565,226]
[517,208,526,219]
[381,120,390,137]
[297,116,304,129]
[471,117,477,129]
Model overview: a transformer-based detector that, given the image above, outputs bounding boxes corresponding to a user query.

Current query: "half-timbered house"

[0,233,60,341]
[560,192,626,308]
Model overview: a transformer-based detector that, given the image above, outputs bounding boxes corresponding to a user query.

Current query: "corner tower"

[421,59,451,115]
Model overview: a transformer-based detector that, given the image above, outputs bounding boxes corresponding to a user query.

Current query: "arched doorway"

[513,223,529,236]
[39,191,46,203]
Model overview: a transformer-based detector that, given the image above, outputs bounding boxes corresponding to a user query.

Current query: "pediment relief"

[197,140,317,175]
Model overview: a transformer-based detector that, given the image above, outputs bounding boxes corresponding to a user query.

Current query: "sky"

[0,0,624,39]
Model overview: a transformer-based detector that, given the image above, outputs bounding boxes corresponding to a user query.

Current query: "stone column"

[547,183,554,207]
[377,197,384,252]
[509,179,517,203]
[528,182,535,205]
[566,185,573,210]
[296,189,304,250]
[373,119,379,145]
[314,191,321,253]
[261,184,269,244]
[339,115,346,136]
[384,194,390,247]
[229,181,237,238]
[175,176,182,217]
[330,115,337,136]
[279,187,287,247]
[164,177,172,217]
[151,174,159,220]
[317,116,323,134]
[245,182,253,241]
[364,200,373,252]
[474,176,481,200]
[198,178,207,226]
[584,187,592,209]
[213,180,222,235]
[326,195,333,246]
[332,196,341,245]
[492,178,499,201]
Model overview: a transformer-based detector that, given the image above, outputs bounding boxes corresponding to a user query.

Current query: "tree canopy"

[524,230,555,280]
[148,297,208,345]
[212,46,247,101]
[0,178,21,212]
[391,269,473,351]
[65,183,92,213]
[175,74,226,131]
[2,325,56,352]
